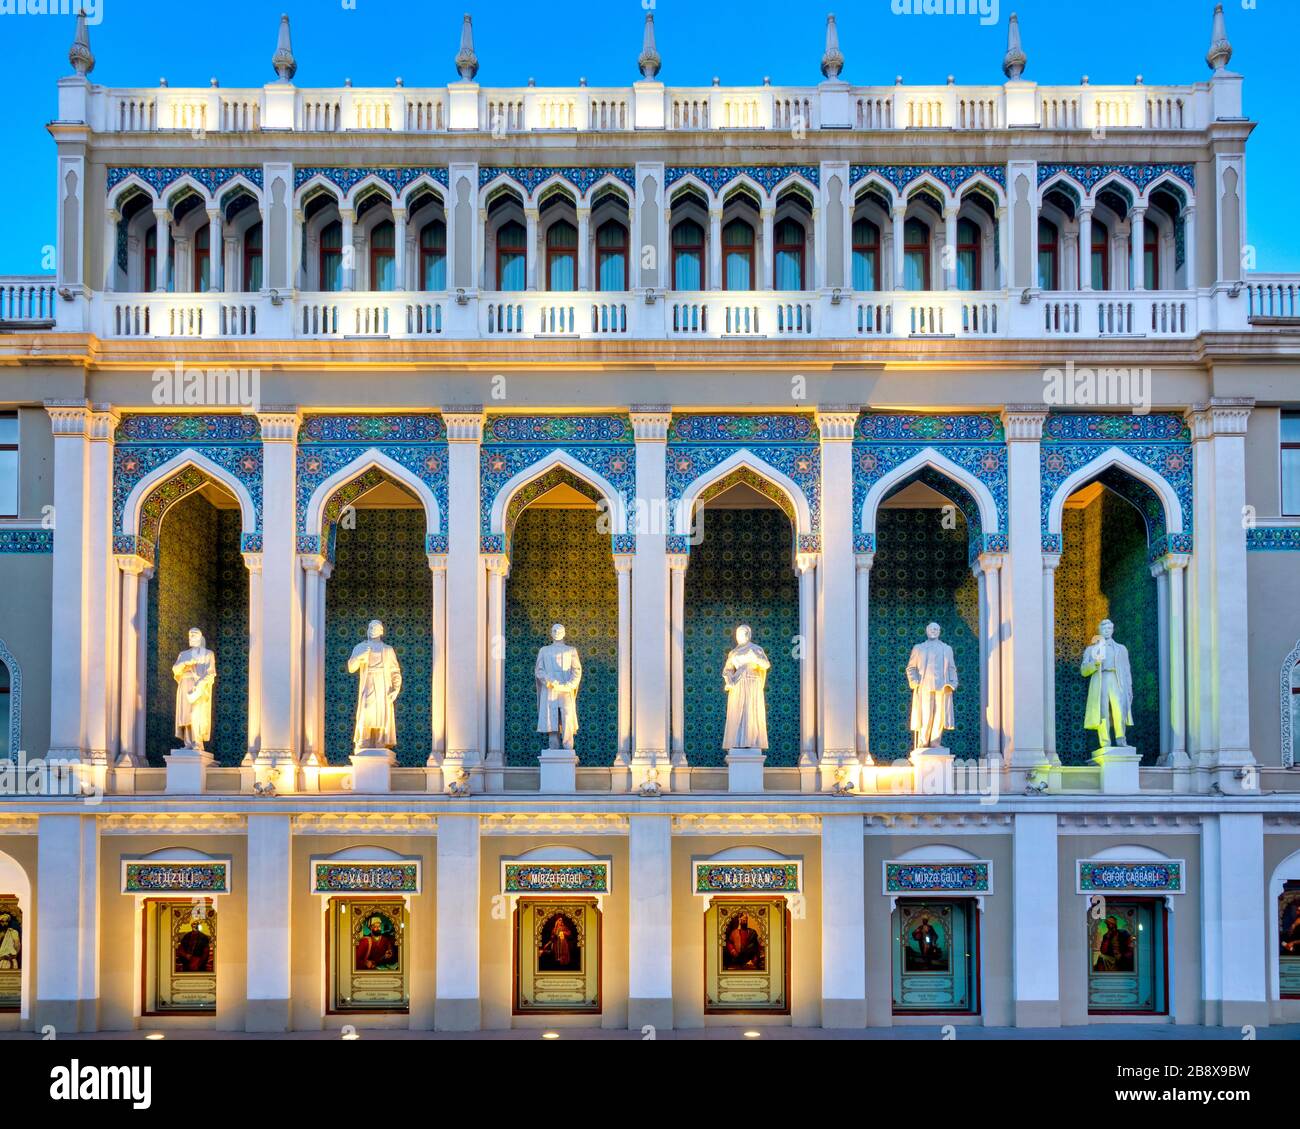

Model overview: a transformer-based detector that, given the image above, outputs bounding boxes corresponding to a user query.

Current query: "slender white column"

[524,207,539,291]
[292,207,305,289]
[980,553,1004,758]
[760,206,775,290]
[1182,205,1197,289]
[822,813,867,1027]
[152,208,171,291]
[34,814,98,1032]
[392,205,407,291]
[116,557,150,764]
[996,205,1010,290]
[245,814,292,1032]
[631,409,671,783]
[708,207,723,290]
[103,207,120,291]
[891,203,906,289]
[797,553,818,766]
[627,814,672,1031]
[435,814,481,1031]
[1130,206,1147,292]
[616,553,635,764]
[1012,813,1059,1027]
[82,408,118,778]
[1042,552,1060,764]
[973,562,989,758]
[576,205,591,291]
[1167,554,1189,766]
[1153,558,1172,763]
[817,410,858,779]
[811,204,826,291]
[206,207,223,292]
[1000,408,1048,768]
[1077,208,1093,291]
[244,555,262,760]
[338,206,355,291]
[942,204,959,290]
[429,554,448,763]
[484,553,509,769]
[300,555,327,764]
[855,554,873,761]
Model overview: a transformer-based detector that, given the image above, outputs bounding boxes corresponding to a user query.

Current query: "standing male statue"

[1081,619,1133,748]
[348,620,402,751]
[722,625,771,751]
[172,628,217,752]
[907,622,959,751]
[536,623,583,750]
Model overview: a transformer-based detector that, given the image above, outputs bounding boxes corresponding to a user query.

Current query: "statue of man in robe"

[907,622,958,751]
[172,628,216,752]
[1081,619,1133,748]
[536,623,582,750]
[722,625,771,751]
[348,620,402,751]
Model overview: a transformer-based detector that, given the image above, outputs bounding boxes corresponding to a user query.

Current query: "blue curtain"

[775,250,802,291]
[957,250,977,291]
[725,252,751,291]
[599,253,626,291]
[853,250,877,291]
[423,254,446,291]
[322,252,342,292]
[374,254,395,292]
[674,251,702,290]
[549,255,576,291]
[500,252,525,291]
[904,252,926,291]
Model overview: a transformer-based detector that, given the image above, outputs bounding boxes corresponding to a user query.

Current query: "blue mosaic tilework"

[480,167,636,195]
[294,166,449,194]
[1246,527,1300,551]
[1037,164,1194,193]
[0,530,53,553]
[850,165,1006,193]
[107,167,263,195]
[665,166,820,194]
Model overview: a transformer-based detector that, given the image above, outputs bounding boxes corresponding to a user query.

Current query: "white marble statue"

[348,620,402,751]
[907,622,958,751]
[722,625,771,751]
[172,628,216,752]
[536,623,583,750]
[1081,619,1133,748]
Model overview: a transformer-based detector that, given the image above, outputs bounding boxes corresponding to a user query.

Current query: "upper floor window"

[370,221,396,291]
[193,225,211,292]
[243,223,263,292]
[672,219,704,290]
[852,219,880,292]
[1037,218,1059,291]
[723,219,754,291]
[0,413,16,519]
[1091,220,1110,291]
[956,218,981,292]
[774,218,805,291]
[420,221,447,291]
[144,226,163,292]
[904,218,930,291]
[596,220,628,292]
[320,221,344,292]
[546,221,578,291]
[1144,223,1160,290]
[1283,411,1300,517]
[497,220,526,290]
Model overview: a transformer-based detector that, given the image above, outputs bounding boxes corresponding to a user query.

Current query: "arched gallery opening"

[868,473,980,764]
[683,476,800,766]
[503,472,618,768]
[144,482,249,765]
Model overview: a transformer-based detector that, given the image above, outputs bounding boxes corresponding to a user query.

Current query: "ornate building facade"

[0,7,1298,1033]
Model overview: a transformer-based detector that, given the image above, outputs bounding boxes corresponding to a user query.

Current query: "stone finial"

[1002,12,1027,80]
[272,13,296,82]
[821,13,845,80]
[638,13,661,80]
[455,13,479,82]
[68,8,95,78]
[1206,3,1233,73]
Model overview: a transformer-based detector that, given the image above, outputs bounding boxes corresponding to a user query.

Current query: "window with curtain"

[320,220,343,292]
[852,218,880,291]
[420,221,446,290]
[904,218,930,291]
[0,412,16,519]
[144,225,158,291]
[596,220,628,292]
[370,220,396,291]
[243,222,263,292]
[1144,224,1160,289]
[774,217,806,291]
[1091,221,1110,291]
[672,219,704,290]
[193,224,210,292]
[1037,218,1059,291]
[723,219,755,291]
[956,217,981,291]
[546,220,578,291]
[496,220,526,290]
[1283,412,1300,517]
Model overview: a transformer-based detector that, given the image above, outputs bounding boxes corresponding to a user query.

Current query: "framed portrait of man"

[704,897,789,1015]
[514,898,600,1015]
[1086,898,1167,1015]
[329,899,409,1013]
[1280,883,1300,999]
[0,897,21,1013]
[891,900,978,1014]
[143,900,217,1015]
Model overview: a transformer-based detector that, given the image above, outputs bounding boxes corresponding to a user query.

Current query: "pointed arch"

[293,175,344,210]
[1140,170,1194,211]
[721,174,766,209]
[860,448,1000,541]
[582,174,632,209]
[108,174,161,212]
[668,173,718,210]
[342,174,398,211]
[1269,847,1300,999]
[399,174,448,209]
[163,175,215,213]
[1086,170,1138,210]
[121,449,258,541]
[957,173,1005,208]
[1045,447,1183,541]
[0,638,20,759]
[852,173,901,210]
[303,448,442,546]
[489,449,626,540]
[904,172,957,210]
[675,449,812,543]
[1037,169,1089,207]
[0,848,31,1020]
[1282,639,1300,770]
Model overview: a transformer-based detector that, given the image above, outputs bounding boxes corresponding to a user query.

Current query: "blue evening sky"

[0,0,1295,274]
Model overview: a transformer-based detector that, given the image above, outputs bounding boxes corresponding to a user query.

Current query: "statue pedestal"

[910,748,955,794]
[538,748,578,794]
[164,749,214,795]
[349,747,395,794]
[726,748,767,793]
[1092,746,1141,794]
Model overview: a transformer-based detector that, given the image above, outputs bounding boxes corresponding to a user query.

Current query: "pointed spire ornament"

[821,14,844,80]
[638,12,661,80]
[455,14,479,82]
[1002,12,1027,80]
[271,13,296,82]
[1206,3,1233,73]
[68,8,95,78]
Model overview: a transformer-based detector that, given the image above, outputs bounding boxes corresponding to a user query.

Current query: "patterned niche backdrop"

[145,494,249,766]
[325,510,432,767]
[869,508,980,763]
[505,508,618,766]
[1055,490,1159,765]
[683,508,799,767]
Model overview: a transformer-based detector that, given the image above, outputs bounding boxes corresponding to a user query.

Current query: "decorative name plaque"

[1077,860,1184,895]
[122,860,231,895]
[693,861,802,895]
[312,861,421,895]
[501,861,611,895]
[883,861,992,895]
